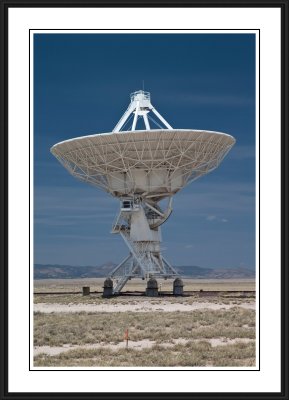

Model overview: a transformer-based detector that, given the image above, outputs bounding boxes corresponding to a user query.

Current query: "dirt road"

[34,301,255,313]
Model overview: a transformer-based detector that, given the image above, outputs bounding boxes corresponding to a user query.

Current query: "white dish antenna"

[51,90,236,294]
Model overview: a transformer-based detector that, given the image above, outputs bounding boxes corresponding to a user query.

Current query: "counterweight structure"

[51,90,236,294]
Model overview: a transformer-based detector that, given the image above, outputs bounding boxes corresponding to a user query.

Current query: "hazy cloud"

[206,215,217,221]
[205,215,229,223]
[184,244,194,249]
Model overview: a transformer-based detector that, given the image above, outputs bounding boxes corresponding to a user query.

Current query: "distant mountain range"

[34,263,255,279]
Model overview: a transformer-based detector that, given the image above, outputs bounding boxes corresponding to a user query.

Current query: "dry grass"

[34,308,255,347]
[33,278,256,367]
[34,292,255,305]
[34,278,255,293]
[34,293,104,304]
[34,340,255,367]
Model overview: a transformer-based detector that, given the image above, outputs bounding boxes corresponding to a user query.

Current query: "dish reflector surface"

[51,129,235,199]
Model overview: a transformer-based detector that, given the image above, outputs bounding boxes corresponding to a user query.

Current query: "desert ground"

[34,278,256,368]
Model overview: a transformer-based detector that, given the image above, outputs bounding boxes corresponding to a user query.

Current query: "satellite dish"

[51,90,236,295]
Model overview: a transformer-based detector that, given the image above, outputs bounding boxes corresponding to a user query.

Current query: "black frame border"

[1,1,288,399]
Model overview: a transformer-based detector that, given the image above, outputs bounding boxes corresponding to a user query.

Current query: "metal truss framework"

[113,90,173,132]
[110,197,177,293]
[51,90,236,293]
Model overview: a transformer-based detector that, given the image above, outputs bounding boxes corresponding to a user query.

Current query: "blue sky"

[34,33,256,269]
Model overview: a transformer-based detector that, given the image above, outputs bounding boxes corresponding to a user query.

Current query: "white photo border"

[28,27,260,373]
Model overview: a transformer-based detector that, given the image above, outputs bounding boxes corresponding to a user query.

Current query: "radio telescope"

[51,90,235,295]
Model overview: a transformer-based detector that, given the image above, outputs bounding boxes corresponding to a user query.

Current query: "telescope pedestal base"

[107,253,178,294]
[106,199,179,294]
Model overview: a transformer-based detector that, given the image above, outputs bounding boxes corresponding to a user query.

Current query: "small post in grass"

[124,328,129,350]
[82,286,90,296]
